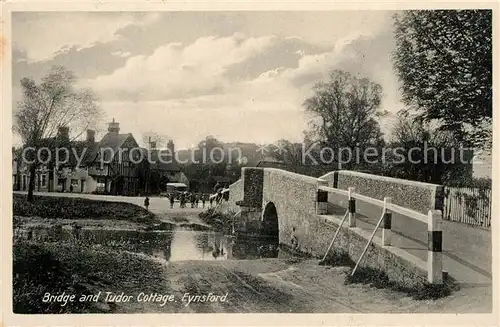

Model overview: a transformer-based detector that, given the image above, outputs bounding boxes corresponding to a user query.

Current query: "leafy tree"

[273,139,303,167]
[385,111,473,184]
[13,66,102,201]
[194,136,225,164]
[392,10,492,149]
[303,70,385,169]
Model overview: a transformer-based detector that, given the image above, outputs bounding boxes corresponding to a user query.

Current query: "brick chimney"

[108,118,120,134]
[167,140,175,154]
[86,129,95,143]
[57,126,70,143]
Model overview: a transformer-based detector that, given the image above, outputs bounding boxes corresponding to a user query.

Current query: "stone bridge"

[224,167,491,290]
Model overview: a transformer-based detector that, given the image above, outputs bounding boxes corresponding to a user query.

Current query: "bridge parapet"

[320,170,444,214]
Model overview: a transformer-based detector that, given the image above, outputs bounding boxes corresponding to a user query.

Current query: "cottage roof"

[84,133,133,164]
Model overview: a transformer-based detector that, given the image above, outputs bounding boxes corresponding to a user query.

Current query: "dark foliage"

[393,10,492,148]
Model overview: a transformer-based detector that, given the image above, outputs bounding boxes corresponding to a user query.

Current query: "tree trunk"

[27,164,37,202]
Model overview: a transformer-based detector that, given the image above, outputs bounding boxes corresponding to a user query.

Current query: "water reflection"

[15,226,282,262]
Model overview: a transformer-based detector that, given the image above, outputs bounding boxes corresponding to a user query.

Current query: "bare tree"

[13,66,102,201]
[142,131,171,149]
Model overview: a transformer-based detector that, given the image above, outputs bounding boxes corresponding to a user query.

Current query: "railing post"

[427,209,443,284]
[316,186,328,215]
[382,197,392,246]
[348,187,356,227]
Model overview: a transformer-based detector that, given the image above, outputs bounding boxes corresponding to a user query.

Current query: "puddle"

[14,225,283,261]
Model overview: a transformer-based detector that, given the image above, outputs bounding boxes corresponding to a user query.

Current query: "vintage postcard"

[1,1,498,326]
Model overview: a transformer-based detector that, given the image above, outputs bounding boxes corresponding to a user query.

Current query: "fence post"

[382,197,392,246]
[316,182,328,215]
[427,209,443,284]
[348,187,356,227]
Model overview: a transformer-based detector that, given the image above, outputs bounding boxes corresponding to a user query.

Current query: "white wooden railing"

[317,183,443,284]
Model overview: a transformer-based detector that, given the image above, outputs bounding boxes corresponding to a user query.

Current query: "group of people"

[143,182,230,211]
[171,192,210,209]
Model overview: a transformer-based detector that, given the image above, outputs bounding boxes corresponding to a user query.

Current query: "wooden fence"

[443,186,492,228]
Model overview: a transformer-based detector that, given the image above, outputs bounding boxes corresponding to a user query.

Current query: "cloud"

[111,51,132,58]
[85,34,276,101]
[12,12,160,62]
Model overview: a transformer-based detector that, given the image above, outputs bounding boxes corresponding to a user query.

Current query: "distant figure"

[209,195,214,208]
[69,184,73,193]
[169,193,175,209]
[190,193,196,208]
[144,196,150,211]
[182,193,188,208]
[202,194,207,208]
[290,227,299,251]
[195,193,200,208]
[180,193,185,208]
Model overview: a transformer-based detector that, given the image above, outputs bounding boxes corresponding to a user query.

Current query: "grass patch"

[13,194,155,222]
[319,249,355,267]
[318,249,458,300]
[345,265,459,300]
[13,240,167,313]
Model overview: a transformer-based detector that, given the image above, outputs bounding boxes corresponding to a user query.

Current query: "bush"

[13,194,155,221]
[198,208,234,232]
[444,176,492,189]
[345,266,459,300]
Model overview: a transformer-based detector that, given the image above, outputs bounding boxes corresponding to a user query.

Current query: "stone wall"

[320,170,444,214]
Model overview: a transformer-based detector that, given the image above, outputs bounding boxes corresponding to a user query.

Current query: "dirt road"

[110,257,490,314]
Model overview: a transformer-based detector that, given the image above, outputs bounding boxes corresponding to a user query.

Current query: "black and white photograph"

[2,2,496,323]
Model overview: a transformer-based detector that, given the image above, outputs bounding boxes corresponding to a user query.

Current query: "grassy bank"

[13,240,167,313]
[13,194,155,222]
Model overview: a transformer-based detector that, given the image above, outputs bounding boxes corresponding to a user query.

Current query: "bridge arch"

[261,201,279,238]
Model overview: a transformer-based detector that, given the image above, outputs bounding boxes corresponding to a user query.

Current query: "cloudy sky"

[12,11,402,149]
